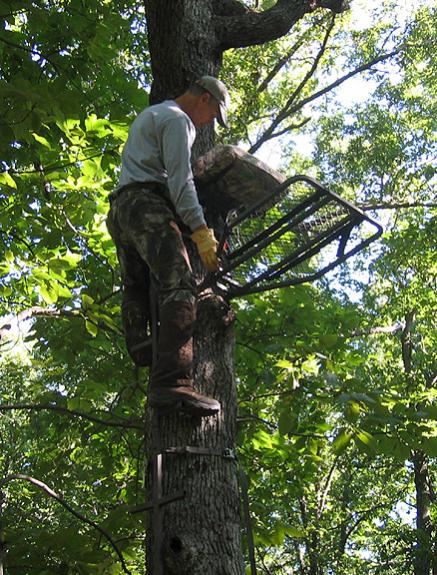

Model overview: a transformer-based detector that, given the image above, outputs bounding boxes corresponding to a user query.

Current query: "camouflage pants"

[107,186,197,386]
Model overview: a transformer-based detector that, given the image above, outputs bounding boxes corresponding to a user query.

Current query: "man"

[107,76,230,417]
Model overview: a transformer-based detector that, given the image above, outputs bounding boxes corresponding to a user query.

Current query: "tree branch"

[0,36,60,74]
[263,116,312,140]
[213,0,251,16]
[250,47,401,153]
[11,147,118,175]
[215,0,347,50]
[249,13,336,153]
[257,33,310,93]
[0,307,79,340]
[317,456,339,518]
[0,474,131,575]
[349,323,404,338]
[360,202,437,211]
[401,310,416,374]
[0,305,122,340]
[0,403,144,430]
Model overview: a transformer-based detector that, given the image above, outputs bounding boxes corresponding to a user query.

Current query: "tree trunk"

[413,450,433,575]
[144,2,241,572]
[0,489,4,575]
[401,312,434,575]
[145,295,241,574]
[145,0,222,104]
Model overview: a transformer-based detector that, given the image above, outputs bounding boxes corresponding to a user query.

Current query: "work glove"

[191,225,220,272]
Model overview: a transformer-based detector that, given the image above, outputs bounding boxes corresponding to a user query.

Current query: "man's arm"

[160,116,207,231]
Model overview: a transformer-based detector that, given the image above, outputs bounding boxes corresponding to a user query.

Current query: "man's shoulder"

[149,100,184,118]
[133,100,194,139]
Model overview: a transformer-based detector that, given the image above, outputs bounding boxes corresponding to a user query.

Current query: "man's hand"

[191,225,220,272]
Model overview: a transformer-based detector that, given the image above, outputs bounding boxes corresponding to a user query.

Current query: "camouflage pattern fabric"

[107,186,197,373]
[107,186,196,309]
[193,145,285,214]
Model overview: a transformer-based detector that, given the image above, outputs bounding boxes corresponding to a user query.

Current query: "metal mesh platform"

[214,175,383,297]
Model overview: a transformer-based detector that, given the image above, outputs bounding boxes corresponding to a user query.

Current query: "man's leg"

[121,272,153,367]
[135,220,220,416]
[110,188,220,416]
[107,200,152,367]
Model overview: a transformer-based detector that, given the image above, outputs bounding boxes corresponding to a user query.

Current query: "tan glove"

[191,225,220,272]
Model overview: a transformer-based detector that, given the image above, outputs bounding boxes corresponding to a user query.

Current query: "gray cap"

[195,75,230,128]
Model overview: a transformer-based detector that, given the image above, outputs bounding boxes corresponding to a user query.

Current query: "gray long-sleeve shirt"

[116,100,206,231]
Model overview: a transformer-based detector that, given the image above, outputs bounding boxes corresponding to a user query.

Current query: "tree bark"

[0,489,4,575]
[146,295,241,574]
[145,0,222,104]
[413,450,433,575]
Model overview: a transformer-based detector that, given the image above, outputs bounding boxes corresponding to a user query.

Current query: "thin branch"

[317,456,339,518]
[0,474,131,575]
[265,116,311,139]
[0,307,79,339]
[349,323,404,338]
[401,310,416,374]
[0,37,60,74]
[249,13,336,153]
[0,305,123,339]
[0,403,144,430]
[237,414,277,430]
[360,202,437,211]
[257,32,311,93]
[10,148,118,176]
[250,47,401,153]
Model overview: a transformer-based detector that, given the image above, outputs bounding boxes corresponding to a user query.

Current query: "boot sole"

[149,397,220,417]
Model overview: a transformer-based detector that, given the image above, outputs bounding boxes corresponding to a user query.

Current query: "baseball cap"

[195,75,230,128]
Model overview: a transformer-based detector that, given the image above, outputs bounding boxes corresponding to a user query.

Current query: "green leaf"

[354,430,376,454]
[421,436,437,458]
[345,401,361,422]
[278,409,298,435]
[252,430,273,450]
[40,282,59,304]
[32,132,52,149]
[82,293,95,308]
[276,359,293,370]
[285,526,306,538]
[332,429,353,454]
[0,172,17,189]
[85,319,98,337]
[67,397,93,411]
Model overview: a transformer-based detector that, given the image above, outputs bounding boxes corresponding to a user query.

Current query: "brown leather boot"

[149,300,220,417]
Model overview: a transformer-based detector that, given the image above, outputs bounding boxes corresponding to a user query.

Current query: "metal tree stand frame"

[213,175,383,298]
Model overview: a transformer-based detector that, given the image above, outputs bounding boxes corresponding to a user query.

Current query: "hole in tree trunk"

[170,536,183,554]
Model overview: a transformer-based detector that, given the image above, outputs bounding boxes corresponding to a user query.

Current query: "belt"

[109,181,168,203]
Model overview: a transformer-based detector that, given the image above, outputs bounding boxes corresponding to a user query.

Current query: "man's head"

[176,76,230,129]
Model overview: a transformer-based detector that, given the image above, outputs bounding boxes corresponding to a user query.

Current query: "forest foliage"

[0,1,436,573]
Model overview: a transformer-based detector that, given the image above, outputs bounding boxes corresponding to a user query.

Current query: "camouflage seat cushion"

[193,145,285,216]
